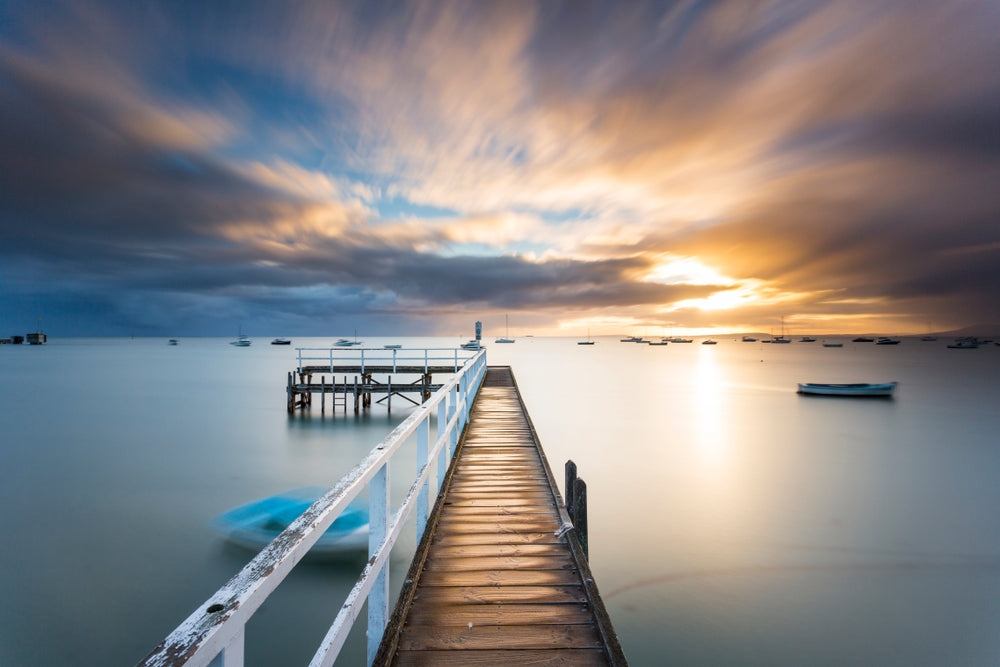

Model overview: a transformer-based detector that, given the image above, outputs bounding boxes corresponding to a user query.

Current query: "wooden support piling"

[571,477,589,561]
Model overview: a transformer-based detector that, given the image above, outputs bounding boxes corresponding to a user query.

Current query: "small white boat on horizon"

[230,328,251,346]
[495,314,515,343]
[797,382,897,397]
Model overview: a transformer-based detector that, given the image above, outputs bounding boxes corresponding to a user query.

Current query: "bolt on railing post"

[416,417,429,541]
[367,461,390,665]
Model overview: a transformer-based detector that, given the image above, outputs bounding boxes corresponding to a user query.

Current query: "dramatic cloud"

[1,1,998,336]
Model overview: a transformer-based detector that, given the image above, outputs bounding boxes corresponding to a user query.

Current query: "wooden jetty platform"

[374,366,627,666]
[287,348,481,414]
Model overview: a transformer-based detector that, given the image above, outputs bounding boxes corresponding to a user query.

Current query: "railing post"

[207,627,244,667]
[367,461,390,665]
[328,348,333,373]
[437,397,447,495]
[416,417,429,541]
[448,385,458,458]
[462,373,471,426]
[360,349,366,375]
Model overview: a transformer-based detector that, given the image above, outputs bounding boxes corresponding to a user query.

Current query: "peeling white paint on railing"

[139,349,487,667]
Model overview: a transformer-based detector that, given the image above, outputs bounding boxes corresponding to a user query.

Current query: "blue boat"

[212,488,369,555]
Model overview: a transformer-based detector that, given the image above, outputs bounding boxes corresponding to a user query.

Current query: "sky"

[2,0,999,337]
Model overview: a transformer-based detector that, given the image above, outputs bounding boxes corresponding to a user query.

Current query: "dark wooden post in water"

[572,477,589,560]
[565,459,578,514]
[565,459,589,560]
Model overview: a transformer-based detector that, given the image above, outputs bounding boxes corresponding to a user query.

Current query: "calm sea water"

[1,336,999,665]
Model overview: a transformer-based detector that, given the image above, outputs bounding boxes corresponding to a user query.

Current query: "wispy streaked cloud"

[2,0,999,336]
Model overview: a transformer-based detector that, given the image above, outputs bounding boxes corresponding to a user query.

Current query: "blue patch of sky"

[374,196,458,222]
[173,55,355,167]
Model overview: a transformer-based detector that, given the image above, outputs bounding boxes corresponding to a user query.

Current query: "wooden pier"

[374,366,626,666]
[287,348,481,414]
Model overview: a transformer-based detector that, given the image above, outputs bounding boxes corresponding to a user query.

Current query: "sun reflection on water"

[692,344,728,465]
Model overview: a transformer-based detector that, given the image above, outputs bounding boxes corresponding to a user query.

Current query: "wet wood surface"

[383,366,615,665]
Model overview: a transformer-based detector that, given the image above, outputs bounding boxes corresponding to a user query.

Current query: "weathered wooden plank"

[413,585,586,605]
[445,492,555,500]
[417,569,581,587]
[427,544,568,558]
[440,498,558,507]
[393,649,608,666]
[438,507,558,519]
[397,624,603,651]
[433,520,561,534]
[420,555,575,572]
[430,532,562,547]
[405,603,593,626]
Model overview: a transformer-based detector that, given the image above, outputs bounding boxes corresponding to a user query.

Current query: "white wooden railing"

[296,347,480,375]
[139,349,488,667]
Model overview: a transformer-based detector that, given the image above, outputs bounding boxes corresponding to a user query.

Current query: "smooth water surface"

[1,336,999,665]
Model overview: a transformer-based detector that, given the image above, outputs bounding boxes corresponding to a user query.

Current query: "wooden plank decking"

[375,366,626,666]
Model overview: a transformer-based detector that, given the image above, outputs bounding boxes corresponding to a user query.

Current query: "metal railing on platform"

[296,347,480,375]
[139,349,488,667]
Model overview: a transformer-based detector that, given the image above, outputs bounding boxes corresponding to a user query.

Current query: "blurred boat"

[799,336,816,342]
[271,338,291,345]
[701,339,717,345]
[213,488,368,555]
[741,335,757,342]
[876,337,901,345]
[822,342,843,348]
[495,315,515,343]
[852,337,875,342]
[383,344,402,349]
[947,338,979,349]
[230,328,251,346]
[797,382,897,397]
[168,339,179,346]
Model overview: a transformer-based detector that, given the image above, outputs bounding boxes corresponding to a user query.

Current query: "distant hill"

[938,324,1000,337]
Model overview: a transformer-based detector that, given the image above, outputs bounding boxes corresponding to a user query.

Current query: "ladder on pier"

[375,366,626,665]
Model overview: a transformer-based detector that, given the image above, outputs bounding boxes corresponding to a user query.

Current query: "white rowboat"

[797,382,897,397]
